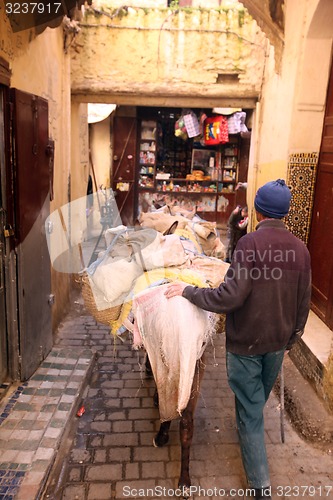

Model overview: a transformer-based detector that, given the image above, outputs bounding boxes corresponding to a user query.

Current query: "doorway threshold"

[302,310,333,366]
[0,382,11,402]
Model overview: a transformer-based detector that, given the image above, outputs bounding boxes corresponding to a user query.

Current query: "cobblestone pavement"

[0,338,94,500]
[42,301,333,500]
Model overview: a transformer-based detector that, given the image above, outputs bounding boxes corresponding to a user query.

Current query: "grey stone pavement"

[1,294,333,500]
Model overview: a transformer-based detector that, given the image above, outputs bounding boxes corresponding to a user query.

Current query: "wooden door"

[308,61,333,329]
[235,134,250,208]
[112,116,137,226]
[0,89,7,385]
[11,89,53,380]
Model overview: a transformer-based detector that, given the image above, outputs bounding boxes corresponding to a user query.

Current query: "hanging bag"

[175,114,188,140]
[204,115,229,145]
[183,110,200,138]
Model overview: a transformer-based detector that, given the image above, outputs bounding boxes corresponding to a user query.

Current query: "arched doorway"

[308,58,333,329]
[305,0,333,329]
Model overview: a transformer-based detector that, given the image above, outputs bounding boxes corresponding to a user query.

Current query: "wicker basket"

[80,272,122,325]
[218,314,226,333]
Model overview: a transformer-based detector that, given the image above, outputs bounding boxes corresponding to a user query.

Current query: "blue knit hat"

[254,179,291,219]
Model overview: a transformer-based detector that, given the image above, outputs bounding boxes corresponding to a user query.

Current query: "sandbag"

[87,227,188,309]
[186,255,230,287]
[139,233,188,270]
[191,221,216,241]
[91,257,141,305]
[140,212,189,233]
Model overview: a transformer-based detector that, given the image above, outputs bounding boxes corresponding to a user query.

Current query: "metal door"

[308,60,333,329]
[0,88,8,385]
[11,89,52,380]
[112,116,137,226]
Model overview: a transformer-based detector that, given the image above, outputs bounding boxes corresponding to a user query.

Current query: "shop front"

[112,106,251,227]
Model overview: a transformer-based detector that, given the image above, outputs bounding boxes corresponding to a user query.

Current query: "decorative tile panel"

[286,152,318,244]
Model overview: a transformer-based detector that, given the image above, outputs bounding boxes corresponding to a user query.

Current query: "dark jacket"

[183,219,311,355]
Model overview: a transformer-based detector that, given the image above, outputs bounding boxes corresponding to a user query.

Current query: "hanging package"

[175,115,188,141]
[183,110,200,138]
[227,111,248,134]
[204,115,229,145]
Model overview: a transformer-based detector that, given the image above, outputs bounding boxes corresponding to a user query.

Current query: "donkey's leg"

[153,420,171,447]
[145,354,153,377]
[178,357,205,491]
[178,406,194,491]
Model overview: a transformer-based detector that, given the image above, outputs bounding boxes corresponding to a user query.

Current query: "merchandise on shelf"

[137,112,243,220]
[138,119,157,189]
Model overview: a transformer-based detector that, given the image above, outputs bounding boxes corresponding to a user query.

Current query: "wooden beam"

[72,92,258,109]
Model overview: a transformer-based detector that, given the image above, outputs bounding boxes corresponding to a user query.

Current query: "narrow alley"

[1,1,333,499]
[40,297,333,500]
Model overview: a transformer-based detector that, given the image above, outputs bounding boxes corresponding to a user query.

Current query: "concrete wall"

[92,0,240,6]
[0,3,74,330]
[90,116,112,190]
[69,0,332,241]
[71,3,267,105]
[70,101,90,268]
[250,0,332,218]
[0,3,34,61]
[71,102,90,201]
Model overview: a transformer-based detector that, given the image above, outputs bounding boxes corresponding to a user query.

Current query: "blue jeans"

[226,349,285,489]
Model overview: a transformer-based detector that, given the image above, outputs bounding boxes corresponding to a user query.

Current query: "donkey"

[130,220,222,496]
[132,283,215,498]
[146,355,206,496]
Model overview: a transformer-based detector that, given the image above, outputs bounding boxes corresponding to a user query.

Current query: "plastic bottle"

[211,168,217,181]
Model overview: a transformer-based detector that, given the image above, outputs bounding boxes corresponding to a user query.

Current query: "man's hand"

[286,329,304,350]
[164,282,188,299]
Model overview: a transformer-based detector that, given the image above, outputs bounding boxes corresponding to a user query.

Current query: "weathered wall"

[0,2,35,61]
[0,3,73,331]
[92,0,239,6]
[248,0,332,229]
[71,3,267,105]
[71,102,89,202]
[323,354,333,412]
[90,116,112,190]
[247,0,333,399]
[69,0,332,245]
[70,101,90,264]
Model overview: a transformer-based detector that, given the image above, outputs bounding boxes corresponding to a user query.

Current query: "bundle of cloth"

[85,226,189,312]
[139,207,226,258]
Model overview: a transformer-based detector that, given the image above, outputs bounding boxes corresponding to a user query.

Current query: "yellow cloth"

[174,227,202,253]
[109,267,208,336]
